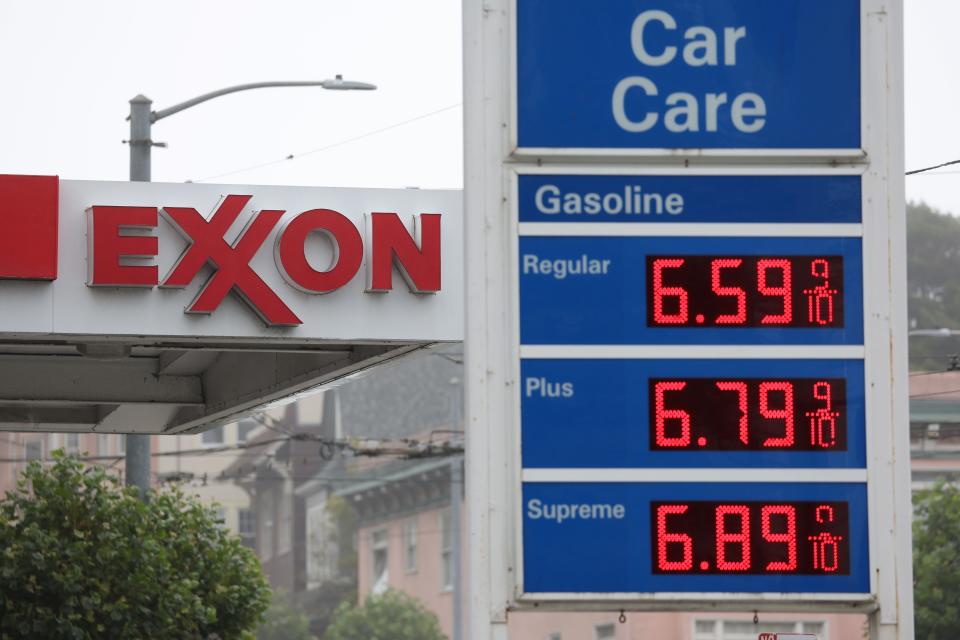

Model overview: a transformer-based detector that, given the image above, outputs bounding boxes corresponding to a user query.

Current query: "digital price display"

[520,359,865,469]
[521,482,869,593]
[646,255,844,328]
[652,501,850,575]
[649,378,847,451]
[518,236,863,346]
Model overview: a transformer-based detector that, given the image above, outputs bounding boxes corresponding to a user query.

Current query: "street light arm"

[151,78,377,122]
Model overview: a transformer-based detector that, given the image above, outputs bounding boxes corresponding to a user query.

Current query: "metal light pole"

[124,77,376,496]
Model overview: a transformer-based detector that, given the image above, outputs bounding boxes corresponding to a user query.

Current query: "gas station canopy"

[0,175,462,434]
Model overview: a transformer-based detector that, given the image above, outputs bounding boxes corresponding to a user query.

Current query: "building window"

[65,433,80,455]
[440,509,454,590]
[693,619,827,640]
[238,508,256,539]
[547,633,563,640]
[277,492,292,555]
[213,506,227,529]
[237,419,258,442]
[25,439,42,461]
[371,529,389,594]
[97,434,111,454]
[594,623,616,640]
[117,434,125,455]
[260,508,275,561]
[404,518,418,573]
[201,425,224,446]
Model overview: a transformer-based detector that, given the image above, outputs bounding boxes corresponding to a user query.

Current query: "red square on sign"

[0,174,58,280]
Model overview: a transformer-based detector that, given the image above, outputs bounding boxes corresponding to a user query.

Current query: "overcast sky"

[0,1,955,212]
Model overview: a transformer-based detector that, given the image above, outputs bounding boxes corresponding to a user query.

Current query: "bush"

[324,590,447,640]
[914,481,960,639]
[0,452,271,639]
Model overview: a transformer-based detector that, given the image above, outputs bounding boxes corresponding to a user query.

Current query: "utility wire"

[0,432,463,465]
[191,102,462,183]
[907,159,960,176]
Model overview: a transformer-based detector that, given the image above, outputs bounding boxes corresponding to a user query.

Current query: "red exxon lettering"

[160,194,302,326]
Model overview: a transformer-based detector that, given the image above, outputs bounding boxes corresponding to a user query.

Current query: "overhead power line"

[906,159,960,176]
[190,102,462,183]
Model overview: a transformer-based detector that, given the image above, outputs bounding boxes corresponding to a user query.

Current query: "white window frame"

[440,509,454,591]
[692,618,827,640]
[404,518,418,573]
[371,528,390,594]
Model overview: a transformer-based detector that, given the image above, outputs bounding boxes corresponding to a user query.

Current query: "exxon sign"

[0,175,462,342]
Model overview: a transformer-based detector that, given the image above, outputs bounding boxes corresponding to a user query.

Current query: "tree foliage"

[906,202,960,370]
[913,481,960,639]
[0,452,271,639]
[256,590,316,640]
[324,590,447,640]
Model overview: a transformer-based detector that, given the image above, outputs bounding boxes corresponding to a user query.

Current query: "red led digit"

[652,501,849,575]
[716,381,749,444]
[760,381,795,447]
[809,504,842,572]
[804,259,838,326]
[761,505,798,571]
[654,381,691,447]
[657,504,694,571]
[652,258,689,324]
[805,381,839,448]
[711,258,747,324]
[757,259,793,325]
[716,505,751,571]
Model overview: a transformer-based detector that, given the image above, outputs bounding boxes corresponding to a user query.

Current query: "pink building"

[0,432,147,495]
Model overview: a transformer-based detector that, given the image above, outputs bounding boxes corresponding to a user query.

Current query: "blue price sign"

[516,0,860,150]
[522,482,870,594]
[521,359,866,469]
[519,236,864,345]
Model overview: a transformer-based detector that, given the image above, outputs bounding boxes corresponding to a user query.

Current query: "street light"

[127,75,377,181]
[123,75,376,495]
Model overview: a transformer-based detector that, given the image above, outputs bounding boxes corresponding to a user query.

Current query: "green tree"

[0,452,271,639]
[906,201,960,370]
[324,590,447,640]
[256,590,316,640]
[913,481,960,639]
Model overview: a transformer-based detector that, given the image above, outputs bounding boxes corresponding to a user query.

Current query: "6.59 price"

[646,255,844,328]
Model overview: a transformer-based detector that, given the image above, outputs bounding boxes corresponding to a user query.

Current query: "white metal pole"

[463,0,512,636]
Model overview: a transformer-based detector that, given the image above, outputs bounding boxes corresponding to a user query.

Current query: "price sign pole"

[464,1,911,639]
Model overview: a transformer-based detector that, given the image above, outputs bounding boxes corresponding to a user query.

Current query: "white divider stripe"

[519,345,866,359]
[518,222,863,238]
[522,468,868,483]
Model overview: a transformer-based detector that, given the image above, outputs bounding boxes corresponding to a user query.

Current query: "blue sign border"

[521,359,866,469]
[522,482,870,594]
[519,236,864,345]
